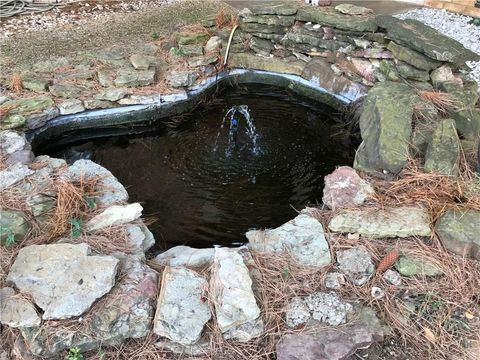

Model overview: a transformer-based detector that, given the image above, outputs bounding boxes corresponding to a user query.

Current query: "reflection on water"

[41,84,357,250]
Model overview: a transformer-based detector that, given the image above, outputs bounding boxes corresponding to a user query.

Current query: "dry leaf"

[424,327,436,343]
[465,312,474,320]
[347,233,360,241]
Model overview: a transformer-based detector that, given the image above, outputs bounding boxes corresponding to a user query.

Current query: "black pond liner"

[29,69,360,250]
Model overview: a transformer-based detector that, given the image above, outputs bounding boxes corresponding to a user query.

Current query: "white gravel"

[395,8,480,90]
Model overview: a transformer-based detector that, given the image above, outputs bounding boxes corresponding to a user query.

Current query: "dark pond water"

[37,84,357,249]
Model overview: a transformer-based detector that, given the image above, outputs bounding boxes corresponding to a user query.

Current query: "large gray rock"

[126,224,155,254]
[386,41,440,71]
[246,213,331,267]
[205,36,222,53]
[329,206,432,238]
[6,243,119,320]
[153,267,211,345]
[58,99,85,115]
[20,258,157,357]
[322,166,374,210]
[154,245,214,268]
[85,203,143,232]
[441,82,480,140]
[14,156,65,194]
[286,292,353,328]
[376,15,479,66]
[166,71,198,88]
[0,287,41,328]
[95,87,128,102]
[250,3,298,16]
[278,307,385,360]
[129,54,151,70]
[113,67,155,87]
[250,36,274,56]
[305,292,353,326]
[0,131,33,166]
[229,52,305,76]
[4,149,34,166]
[424,118,460,175]
[430,64,455,87]
[242,14,295,27]
[336,246,374,286]
[296,6,377,32]
[62,159,128,205]
[436,210,480,260]
[240,22,289,34]
[0,131,27,155]
[353,81,416,175]
[211,247,263,341]
[0,163,34,191]
[49,84,85,98]
[335,4,373,16]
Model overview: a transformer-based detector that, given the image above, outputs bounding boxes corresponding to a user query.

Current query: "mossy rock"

[436,210,480,260]
[395,256,442,277]
[239,22,288,34]
[296,6,377,32]
[250,2,298,16]
[440,82,480,139]
[376,15,479,67]
[1,96,54,115]
[387,41,440,71]
[175,32,210,46]
[22,77,50,93]
[228,52,305,76]
[241,14,295,27]
[424,119,460,175]
[49,84,86,98]
[0,210,30,245]
[354,81,417,175]
[0,114,26,130]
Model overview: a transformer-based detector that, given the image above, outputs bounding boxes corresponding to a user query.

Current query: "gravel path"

[395,8,480,90]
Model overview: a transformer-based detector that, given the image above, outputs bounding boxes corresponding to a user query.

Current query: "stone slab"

[7,243,119,320]
[246,213,331,267]
[329,206,432,238]
[153,267,211,345]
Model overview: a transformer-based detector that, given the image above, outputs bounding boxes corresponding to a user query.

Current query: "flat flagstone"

[211,247,263,341]
[6,243,119,320]
[329,206,431,238]
[153,267,211,345]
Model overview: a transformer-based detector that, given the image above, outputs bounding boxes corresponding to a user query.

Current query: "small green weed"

[281,266,290,280]
[85,196,97,210]
[66,347,84,360]
[151,32,160,40]
[68,218,83,238]
[0,226,15,246]
[169,47,185,57]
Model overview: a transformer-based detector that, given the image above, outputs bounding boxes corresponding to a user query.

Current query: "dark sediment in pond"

[34,84,357,249]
